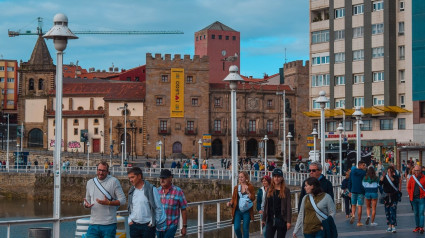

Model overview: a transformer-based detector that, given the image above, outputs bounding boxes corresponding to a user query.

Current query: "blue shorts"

[86,224,117,238]
[351,193,365,206]
[365,192,378,200]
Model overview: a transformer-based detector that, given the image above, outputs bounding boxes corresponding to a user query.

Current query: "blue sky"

[0,0,309,77]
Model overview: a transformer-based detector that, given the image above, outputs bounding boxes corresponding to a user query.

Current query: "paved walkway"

[251,181,424,237]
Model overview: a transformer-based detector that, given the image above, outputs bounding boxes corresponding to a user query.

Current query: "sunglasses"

[308,169,319,173]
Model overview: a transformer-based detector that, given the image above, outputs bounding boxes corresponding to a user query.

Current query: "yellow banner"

[170,68,184,117]
[203,134,211,147]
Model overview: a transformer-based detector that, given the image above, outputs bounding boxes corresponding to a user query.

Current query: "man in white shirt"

[127,167,165,238]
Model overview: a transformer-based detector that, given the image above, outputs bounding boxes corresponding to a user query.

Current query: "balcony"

[184,128,198,135]
[211,128,227,136]
[158,127,171,135]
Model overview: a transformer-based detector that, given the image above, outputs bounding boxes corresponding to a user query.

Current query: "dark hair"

[365,166,377,180]
[305,177,323,196]
[127,167,143,178]
[98,160,109,171]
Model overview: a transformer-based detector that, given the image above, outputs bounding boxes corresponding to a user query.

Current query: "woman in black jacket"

[379,166,400,233]
[341,168,351,218]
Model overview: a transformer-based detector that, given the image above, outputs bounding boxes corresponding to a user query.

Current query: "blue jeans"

[304,230,324,238]
[234,209,250,238]
[86,224,117,238]
[129,222,155,238]
[412,198,425,228]
[156,225,178,238]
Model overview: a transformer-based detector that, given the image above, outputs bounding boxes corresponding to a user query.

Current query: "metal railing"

[0,186,343,238]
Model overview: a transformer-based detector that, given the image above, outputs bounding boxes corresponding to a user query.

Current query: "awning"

[303,106,411,118]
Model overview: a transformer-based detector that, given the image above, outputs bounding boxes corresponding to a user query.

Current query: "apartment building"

[308,0,413,163]
[0,59,18,122]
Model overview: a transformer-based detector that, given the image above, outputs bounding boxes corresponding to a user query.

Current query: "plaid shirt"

[157,185,187,231]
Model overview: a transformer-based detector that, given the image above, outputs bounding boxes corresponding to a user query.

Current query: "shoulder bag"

[238,185,253,213]
[94,177,113,201]
[386,174,402,202]
[308,194,338,238]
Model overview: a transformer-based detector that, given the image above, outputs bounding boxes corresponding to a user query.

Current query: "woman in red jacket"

[407,165,425,233]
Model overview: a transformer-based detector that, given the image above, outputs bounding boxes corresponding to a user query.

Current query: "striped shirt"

[157,185,187,231]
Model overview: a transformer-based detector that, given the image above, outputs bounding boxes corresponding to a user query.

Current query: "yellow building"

[0,59,18,121]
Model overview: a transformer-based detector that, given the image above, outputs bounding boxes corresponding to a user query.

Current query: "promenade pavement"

[251,181,424,237]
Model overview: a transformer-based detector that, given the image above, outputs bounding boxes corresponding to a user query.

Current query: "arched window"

[38,79,44,90]
[78,107,84,110]
[98,106,104,110]
[29,79,34,90]
[94,119,99,125]
[73,119,79,125]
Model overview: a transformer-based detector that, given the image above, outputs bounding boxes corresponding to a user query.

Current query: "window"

[73,119,79,125]
[312,53,330,65]
[74,128,78,135]
[196,36,198,41]
[191,98,199,106]
[161,75,168,82]
[335,76,345,85]
[212,34,215,39]
[335,52,345,63]
[399,70,405,83]
[398,118,406,130]
[335,99,345,108]
[400,1,405,11]
[372,23,384,35]
[335,30,345,40]
[94,128,99,135]
[380,119,393,130]
[6,100,13,105]
[353,27,364,38]
[160,120,168,132]
[186,76,194,83]
[421,102,425,118]
[345,121,353,131]
[0,78,3,82]
[399,45,405,60]
[232,36,236,40]
[373,1,384,11]
[400,94,405,108]
[248,120,256,133]
[219,35,222,40]
[312,100,330,109]
[311,74,330,87]
[312,30,329,44]
[354,97,364,107]
[354,74,364,84]
[398,22,405,35]
[7,67,14,72]
[135,77,139,82]
[267,99,273,108]
[0,66,4,71]
[353,50,364,61]
[156,97,163,105]
[326,121,337,132]
[373,71,384,82]
[126,77,131,81]
[98,106,104,110]
[361,120,372,131]
[214,98,221,107]
[94,119,99,125]
[226,36,229,40]
[29,78,34,90]
[214,120,221,132]
[38,79,44,90]
[186,121,194,132]
[78,106,84,110]
[353,4,364,15]
[203,35,206,39]
[267,120,273,133]
[372,47,384,58]
[7,78,14,83]
[335,8,345,18]
[373,97,384,106]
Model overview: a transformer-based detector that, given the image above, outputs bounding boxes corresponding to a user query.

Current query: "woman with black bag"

[341,168,351,218]
[379,165,400,233]
[262,168,291,238]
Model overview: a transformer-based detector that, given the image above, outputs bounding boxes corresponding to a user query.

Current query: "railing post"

[217,202,221,229]
[198,203,204,238]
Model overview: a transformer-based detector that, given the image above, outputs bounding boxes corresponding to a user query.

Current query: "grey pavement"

[251,180,424,237]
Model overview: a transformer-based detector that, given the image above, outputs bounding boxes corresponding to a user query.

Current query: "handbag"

[308,195,338,238]
[386,175,402,202]
[379,191,386,204]
[238,185,253,213]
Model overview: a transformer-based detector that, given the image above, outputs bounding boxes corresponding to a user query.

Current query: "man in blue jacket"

[348,160,367,226]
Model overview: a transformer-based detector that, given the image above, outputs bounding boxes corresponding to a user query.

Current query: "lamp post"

[353,106,364,166]
[223,65,244,193]
[311,128,318,162]
[158,140,163,169]
[263,135,269,173]
[16,143,20,171]
[287,132,293,172]
[337,123,344,175]
[43,13,78,237]
[316,91,329,171]
[198,139,202,162]
[87,141,90,174]
[121,141,125,168]
[276,91,286,170]
[3,114,9,171]
[117,104,128,162]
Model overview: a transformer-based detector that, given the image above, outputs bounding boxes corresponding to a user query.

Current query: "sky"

[0,0,309,78]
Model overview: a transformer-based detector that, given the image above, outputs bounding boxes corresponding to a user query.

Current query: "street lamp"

[158,140,163,169]
[121,141,125,168]
[87,141,90,174]
[276,91,286,171]
[311,128,318,162]
[337,123,344,175]
[43,13,78,237]
[316,91,329,172]
[3,114,9,171]
[263,135,269,173]
[287,132,293,172]
[198,139,202,162]
[16,143,20,171]
[353,106,364,166]
[117,103,128,162]
[223,65,244,192]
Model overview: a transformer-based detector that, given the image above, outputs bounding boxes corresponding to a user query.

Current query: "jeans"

[156,225,178,238]
[303,230,324,238]
[344,196,351,216]
[234,209,250,238]
[86,224,117,238]
[412,198,425,228]
[265,219,287,238]
[129,222,155,238]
